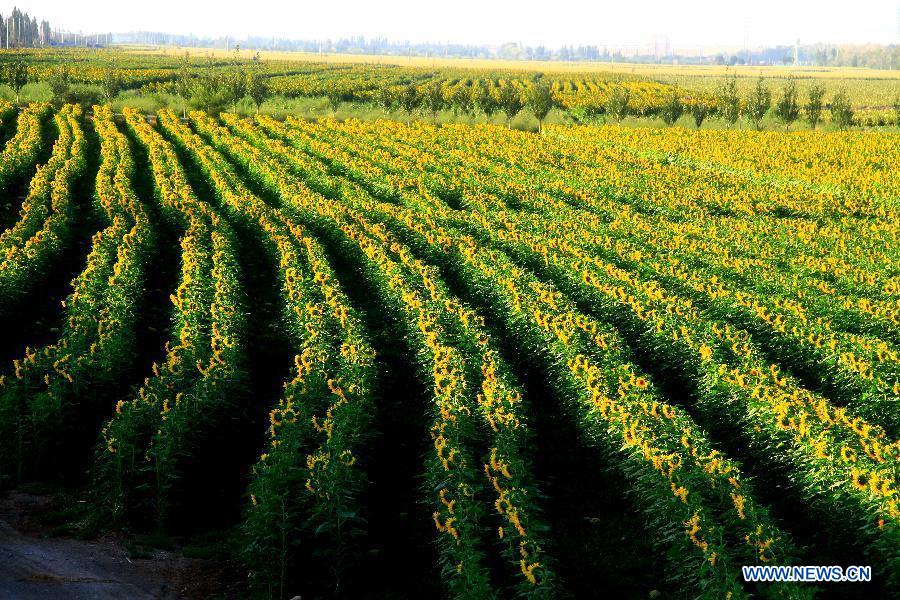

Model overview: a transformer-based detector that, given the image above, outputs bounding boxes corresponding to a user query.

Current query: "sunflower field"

[0,102,897,599]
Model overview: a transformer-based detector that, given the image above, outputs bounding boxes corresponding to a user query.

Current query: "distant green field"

[1,47,897,129]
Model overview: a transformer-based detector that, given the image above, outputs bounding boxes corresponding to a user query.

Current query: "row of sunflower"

[544,132,898,311]
[514,203,898,435]
[205,111,559,599]
[256,115,815,598]
[480,184,900,560]
[457,123,896,334]
[547,128,890,225]
[0,105,151,481]
[568,125,900,206]
[381,199,807,599]
[266,116,898,589]
[0,101,12,126]
[376,123,897,437]
[445,123,898,430]
[346,118,897,435]
[0,104,87,308]
[544,125,896,264]
[513,124,894,296]
[157,108,379,597]
[0,102,49,198]
[93,107,245,532]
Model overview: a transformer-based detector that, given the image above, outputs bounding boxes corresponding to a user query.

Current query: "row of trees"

[4,55,895,132]
[1,52,273,116]
[608,77,861,131]
[711,77,854,131]
[0,8,51,49]
[364,75,879,132]
[367,77,555,131]
[29,53,544,125]
[172,52,271,116]
[0,59,124,106]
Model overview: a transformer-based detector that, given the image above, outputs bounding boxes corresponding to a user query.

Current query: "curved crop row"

[374,198,810,599]
[0,105,150,481]
[3,104,895,598]
[157,108,379,596]
[200,111,561,599]
[242,115,817,598]
[0,104,87,309]
[313,118,900,583]
[299,120,898,437]
[371,119,897,337]
[94,107,245,530]
[0,102,50,198]
[459,190,900,583]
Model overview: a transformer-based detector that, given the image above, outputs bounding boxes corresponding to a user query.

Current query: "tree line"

[612,76,869,131]
[163,60,557,131]
[169,51,271,117]
[0,7,51,49]
[0,50,272,116]
[3,54,899,131]
[363,75,891,131]
[0,58,126,106]
[365,75,555,131]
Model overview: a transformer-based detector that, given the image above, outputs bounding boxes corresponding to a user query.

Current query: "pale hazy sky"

[3,0,898,48]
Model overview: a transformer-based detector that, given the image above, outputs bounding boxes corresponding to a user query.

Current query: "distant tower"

[794,38,800,66]
[743,25,750,64]
[652,34,669,61]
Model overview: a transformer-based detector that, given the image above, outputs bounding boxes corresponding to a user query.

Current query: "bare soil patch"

[0,491,244,599]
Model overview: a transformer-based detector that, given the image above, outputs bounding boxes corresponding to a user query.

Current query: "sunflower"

[851,468,869,492]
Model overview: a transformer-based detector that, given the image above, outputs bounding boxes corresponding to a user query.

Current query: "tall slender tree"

[526,78,554,133]
[101,64,124,104]
[325,85,344,115]
[190,56,228,115]
[473,81,498,119]
[715,75,740,127]
[398,84,421,126]
[660,90,684,126]
[246,71,270,115]
[498,83,524,129]
[804,84,825,130]
[376,86,397,116]
[223,49,247,113]
[746,77,771,130]
[224,69,247,113]
[774,77,800,130]
[829,89,854,130]
[3,60,29,104]
[423,79,445,123]
[47,65,71,107]
[451,84,473,118]
[606,85,631,123]
[175,52,195,118]
[690,98,710,129]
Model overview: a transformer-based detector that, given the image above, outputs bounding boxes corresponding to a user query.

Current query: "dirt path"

[0,491,243,599]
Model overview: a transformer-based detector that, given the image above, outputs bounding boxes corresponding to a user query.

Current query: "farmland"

[0,93,897,598]
[1,48,899,128]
